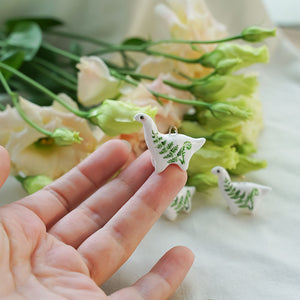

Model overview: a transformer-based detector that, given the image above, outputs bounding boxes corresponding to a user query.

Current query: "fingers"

[0,146,10,188]
[78,165,187,285]
[49,151,154,247]
[110,246,195,300]
[17,140,131,227]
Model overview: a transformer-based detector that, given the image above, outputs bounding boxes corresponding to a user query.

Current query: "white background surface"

[1,1,300,299]
[262,0,300,25]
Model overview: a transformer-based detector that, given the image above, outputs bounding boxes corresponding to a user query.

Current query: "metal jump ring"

[168,126,178,135]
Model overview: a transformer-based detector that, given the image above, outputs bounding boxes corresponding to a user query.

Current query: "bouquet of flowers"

[0,0,275,197]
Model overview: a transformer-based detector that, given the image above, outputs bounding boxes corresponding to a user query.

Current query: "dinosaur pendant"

[211,166,272,215]
[135,113,206,173]
[163,186,196,221]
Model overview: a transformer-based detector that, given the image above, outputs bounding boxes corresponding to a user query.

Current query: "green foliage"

[5,17,63,32]
[187,172,218,191]
[0,50,24,79]
[122,37,149,46]
[5,22,42,61]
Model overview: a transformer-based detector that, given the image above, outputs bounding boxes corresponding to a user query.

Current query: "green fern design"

[171,190,191,213]
[224,178,258,210]
[151,131,192,166]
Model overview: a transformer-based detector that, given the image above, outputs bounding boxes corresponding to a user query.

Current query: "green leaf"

[122,37,148,46]
[5,17,63,32]
[6,22,42,61]
[0,50,24,79]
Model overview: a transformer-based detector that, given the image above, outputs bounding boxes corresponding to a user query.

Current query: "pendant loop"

[168,126,178,135]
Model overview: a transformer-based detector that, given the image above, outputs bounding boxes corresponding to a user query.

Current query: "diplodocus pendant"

[211,166,272,215]
[135,113,206,173]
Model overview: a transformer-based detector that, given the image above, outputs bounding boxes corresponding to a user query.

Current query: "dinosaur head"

[211,166,227,177]
[134,113,148,124]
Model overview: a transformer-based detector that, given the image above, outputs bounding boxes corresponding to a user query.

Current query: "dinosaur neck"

[219,172,231,188]
[144,119,159,143]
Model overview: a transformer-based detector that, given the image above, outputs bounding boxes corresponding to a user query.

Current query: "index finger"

[17,139,131,226]
[78,165,187,284]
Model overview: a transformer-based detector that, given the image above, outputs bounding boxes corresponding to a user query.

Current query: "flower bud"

[200,44,269,72]
[52,128,83,146]
[209,102,253,120]
[88,100,157,136]
[77,56,122,107]
[191,74,257,102]
[16,175,53,194]
[210,131,241,146]
[241,26,276,43]
[215,58,242,75]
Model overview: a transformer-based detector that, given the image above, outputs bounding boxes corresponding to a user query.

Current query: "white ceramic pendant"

[211,166,272,215]
[163,186,196,221]
[135,113,206,173]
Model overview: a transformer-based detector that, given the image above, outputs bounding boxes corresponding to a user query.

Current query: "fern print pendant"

[211,166,272,215]
[163,186,196,221]
[135,113,206,173]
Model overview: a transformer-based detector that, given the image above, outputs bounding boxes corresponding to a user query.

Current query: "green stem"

[34,56,77,84]
[90,45,200,63]
[145,49,203,63]
[148,89,210,109]
[41,42,80,62]
[88,44,146,56]
[149,35,243,46]
[0,71,52,136]
[122,71,192,90]
[109,69,139,86]
[47,29,242,48]
[46,30,112,47]
[0,62,88,118]
[31,62,77,91]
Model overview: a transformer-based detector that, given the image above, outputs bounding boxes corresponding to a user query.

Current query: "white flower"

[155,0,227,50]
[0,97,102,179]
[139,0,228,79]
[77,56,121,107]
[120,76,192,133]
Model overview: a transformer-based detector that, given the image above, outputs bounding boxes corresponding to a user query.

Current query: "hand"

[0,141,194,299]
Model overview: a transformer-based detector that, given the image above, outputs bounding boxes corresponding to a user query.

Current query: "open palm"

[0,141,194,299]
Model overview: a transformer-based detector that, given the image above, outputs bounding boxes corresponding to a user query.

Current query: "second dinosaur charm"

[163,186,196,221]
[211,166,272,215]
[135,113,206,173]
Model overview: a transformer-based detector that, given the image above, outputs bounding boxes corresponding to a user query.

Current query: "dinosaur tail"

[260,186,272,196]
[195,138,206,150]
